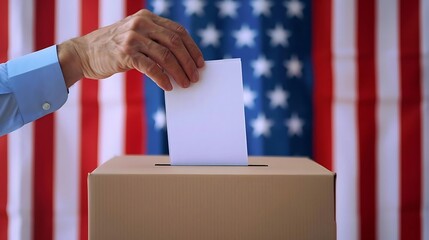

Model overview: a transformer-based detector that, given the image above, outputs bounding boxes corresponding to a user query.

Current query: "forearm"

[0,46,68,136]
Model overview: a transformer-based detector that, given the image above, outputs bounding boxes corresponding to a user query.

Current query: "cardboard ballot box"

[88,156,336,240]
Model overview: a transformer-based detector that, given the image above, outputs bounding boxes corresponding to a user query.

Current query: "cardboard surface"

[89,155,336,240]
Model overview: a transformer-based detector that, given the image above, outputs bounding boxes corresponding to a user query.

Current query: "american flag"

[0,0,428,240]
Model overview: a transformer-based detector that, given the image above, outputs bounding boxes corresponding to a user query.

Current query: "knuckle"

[121,33,138,54]
[137,9,151,17]
[169,33,182,47]
[175,24,187,36]
[160,47,174,63]
[128,16,145,31]
[145,61,159,75]
[144,39,154,50]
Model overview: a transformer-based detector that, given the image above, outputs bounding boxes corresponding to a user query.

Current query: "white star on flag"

[233,25,257,48]
[267,23,290,47]
[284,0,304,18]
[153,108,166,130]
[284,55,303,78]
[267,85,288,109]
[216,0,240,18]
[183,0,206,16]
[251,55,274,78]
[198,24,222,47]
[285,113,304,136]
[251,113,274,137]
[243,86,257,108]
[152,0,171,15]
[250,0,273,16]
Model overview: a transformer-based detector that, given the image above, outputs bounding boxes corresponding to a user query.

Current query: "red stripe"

[356,1,377,239]
[79,1,99,240]
[0,0,8,239]
[0,136,8,240]
[124,70,146,154]
[312,0,333,170]
[125,0,146,154]
[33,0,56,239]
[399,0,422,239]
[0,0,8,62]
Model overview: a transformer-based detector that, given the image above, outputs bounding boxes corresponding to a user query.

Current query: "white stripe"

[8,0,35,239]
[8,0,34,58]
[53,0,81,240]
[332,0,358,240]
[98,0,125,164]
[421,0,429,239]
[99,73,126,164]
[376,0,400,240]
[56,0,80,43]
[100,0,124,27]
[7,126,34,240]
[54,86,80,240]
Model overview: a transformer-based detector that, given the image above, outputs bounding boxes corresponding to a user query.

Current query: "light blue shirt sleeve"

[0,45,68,136]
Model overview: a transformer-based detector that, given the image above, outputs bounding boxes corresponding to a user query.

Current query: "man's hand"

[58,9,205,91]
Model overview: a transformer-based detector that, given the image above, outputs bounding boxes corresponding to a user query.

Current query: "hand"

[58,9,205,91]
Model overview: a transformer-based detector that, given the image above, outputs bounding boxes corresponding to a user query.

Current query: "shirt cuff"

[6,45,68,124]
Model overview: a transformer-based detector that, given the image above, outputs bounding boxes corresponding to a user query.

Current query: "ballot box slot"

[154,164,268,167]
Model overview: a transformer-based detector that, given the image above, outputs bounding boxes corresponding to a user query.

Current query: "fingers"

[152,15,205,68]
[132,53,173,91]
[126,10,205,90]
[145,24,199,84]
[136,33,192,88]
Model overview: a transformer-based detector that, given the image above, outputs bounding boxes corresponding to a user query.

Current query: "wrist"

[57,39,85,88]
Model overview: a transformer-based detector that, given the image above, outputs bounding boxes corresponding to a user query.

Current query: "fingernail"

[183,80,190,88]
[165,82,173,91]
[191,70,199,83]
[197,57,205,68]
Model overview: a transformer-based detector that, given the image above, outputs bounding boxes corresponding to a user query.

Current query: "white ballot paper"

[165,58,248,165]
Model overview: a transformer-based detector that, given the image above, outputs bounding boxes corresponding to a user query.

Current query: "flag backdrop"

[0,0,428,239]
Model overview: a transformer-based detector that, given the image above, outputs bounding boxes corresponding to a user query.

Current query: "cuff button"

[42,102,51,111]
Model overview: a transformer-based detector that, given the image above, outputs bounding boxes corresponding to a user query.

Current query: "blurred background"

[0,0,428,240]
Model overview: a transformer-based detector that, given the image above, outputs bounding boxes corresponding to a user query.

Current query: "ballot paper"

[164,58,248,165]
